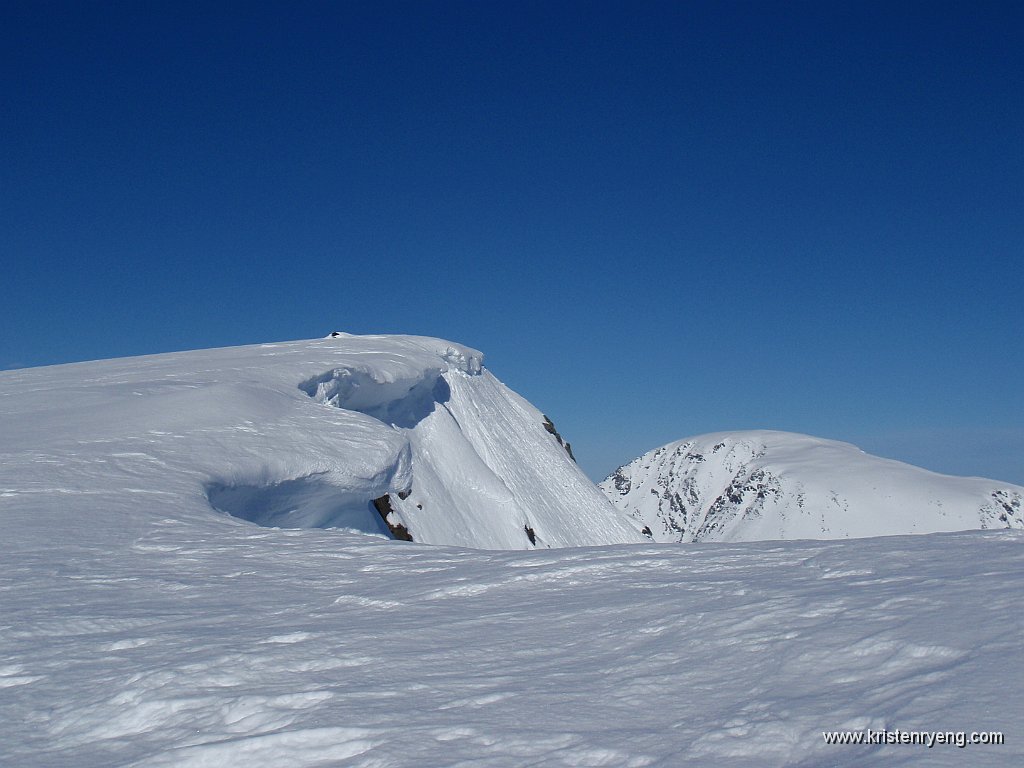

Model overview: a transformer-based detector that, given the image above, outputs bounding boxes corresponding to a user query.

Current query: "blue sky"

[2,1,1022,484]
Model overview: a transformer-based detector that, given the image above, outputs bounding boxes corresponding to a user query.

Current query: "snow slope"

[601,431,1024,543]
[0,334,641,550]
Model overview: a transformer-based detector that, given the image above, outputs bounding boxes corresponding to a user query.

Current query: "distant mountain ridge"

[600,430,1024,542]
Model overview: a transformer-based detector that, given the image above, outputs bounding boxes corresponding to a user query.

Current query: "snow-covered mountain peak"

[0,334,638,550]
[601,430,1024,542]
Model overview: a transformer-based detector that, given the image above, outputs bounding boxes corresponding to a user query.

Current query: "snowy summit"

[0,333,640,551]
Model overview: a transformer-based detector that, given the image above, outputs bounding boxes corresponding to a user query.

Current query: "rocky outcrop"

[372,494,413,541]
[542,415,576,462]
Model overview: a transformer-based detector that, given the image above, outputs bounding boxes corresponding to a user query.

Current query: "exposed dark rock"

[607,469,631,495]
[541,415,576,463]
[372,494,413,541]
[525,525,537,545]
[985,490,1024,527]
[641,525,653,538]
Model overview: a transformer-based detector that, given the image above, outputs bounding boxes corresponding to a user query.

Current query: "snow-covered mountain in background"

[601,430,1024,543]
[0,334,642,550]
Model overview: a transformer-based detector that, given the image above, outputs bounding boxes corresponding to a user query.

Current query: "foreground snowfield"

[2,337,1022,766]
[3,526,1022,766]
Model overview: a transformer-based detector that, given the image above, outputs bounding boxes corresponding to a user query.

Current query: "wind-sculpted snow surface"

[0,334,640,549]
[1,524,1022,767]
[601,431,1024,543]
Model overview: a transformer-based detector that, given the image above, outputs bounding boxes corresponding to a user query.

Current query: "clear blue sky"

[2,1,1022,484]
